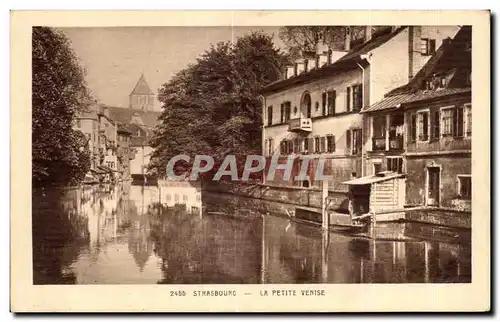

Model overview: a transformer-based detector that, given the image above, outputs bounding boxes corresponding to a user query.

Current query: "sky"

[61,26,284,110]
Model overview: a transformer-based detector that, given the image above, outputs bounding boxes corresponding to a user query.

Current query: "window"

[285,104,291,121]
[319,136,326,153]
[352,84,363,111]
[314,137,320,153]
[280,140,287,154]
[183,195,188,202]
[303,138,309,154]
[387,157,404,174]
[417,111,429,141]
[315,101,319,112]
[287,140,293,154]
[373,162,382,174]
[267,106,273,126]
[465,104,472,136]
[352,129,362,154]
[432,110,440,140]
[283,102,291,123]
[174,194,179,202]
[346,129,362,155]
[346,87,351,112]
[293,139,300,153]
[76,119,81,128]
[373,115,386,139]
[322,93,327,116]
[421,38,436,55]
[327,90,336,115]
[456,106,464,137]
[441,106,466,138]
[457,175,471,199]
[441,108,453,136]
[268,138,274,156]
[409,113,417,142]
[326,135,336,153]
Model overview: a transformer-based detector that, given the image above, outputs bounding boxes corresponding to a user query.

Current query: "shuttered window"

[326,135,336,152]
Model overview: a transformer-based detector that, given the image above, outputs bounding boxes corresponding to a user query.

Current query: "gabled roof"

[130,74,154,96]
[261,27,407,95]
[105,105,161,128]
[362,26,471,113]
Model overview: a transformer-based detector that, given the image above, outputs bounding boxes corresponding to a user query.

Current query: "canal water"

[32,182,471,284]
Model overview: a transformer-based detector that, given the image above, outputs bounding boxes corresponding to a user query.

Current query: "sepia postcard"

[10,10,490,312]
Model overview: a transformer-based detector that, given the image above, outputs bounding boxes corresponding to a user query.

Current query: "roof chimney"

[365,26,372,42]
[344,27,351,51]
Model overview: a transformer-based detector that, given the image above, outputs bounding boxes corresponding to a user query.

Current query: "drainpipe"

[356,56,368,177]
[258,94,266,185]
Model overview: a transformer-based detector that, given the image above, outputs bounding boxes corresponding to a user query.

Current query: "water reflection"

[32,184,471,284]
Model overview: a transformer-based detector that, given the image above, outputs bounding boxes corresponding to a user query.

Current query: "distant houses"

[260,25,471,213]
[74,73,161,184]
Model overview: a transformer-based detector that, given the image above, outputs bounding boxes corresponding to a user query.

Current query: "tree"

[149,32,286,179]
[278,26,372,59]
[32,27,92,187]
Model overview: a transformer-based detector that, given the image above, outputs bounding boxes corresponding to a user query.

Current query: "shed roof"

[343,172,405,185]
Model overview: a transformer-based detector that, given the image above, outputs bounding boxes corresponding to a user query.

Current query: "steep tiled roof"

[362,26,471,113]
[261,27,407,94]
[130,74,154,95]
[105,105,161,128]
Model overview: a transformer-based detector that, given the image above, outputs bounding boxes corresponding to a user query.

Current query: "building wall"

[263,69,363,188]
[369,28,410,104]
[405,154,471,209]
[264,68,363,126]
[130,146,153,176]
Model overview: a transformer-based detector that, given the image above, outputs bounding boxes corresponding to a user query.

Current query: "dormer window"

[421,38,436,56]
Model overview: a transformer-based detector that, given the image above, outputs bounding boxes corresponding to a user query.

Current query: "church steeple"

[129,74,154,111]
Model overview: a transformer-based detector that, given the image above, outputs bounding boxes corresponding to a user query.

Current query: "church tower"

[129,74,155,111]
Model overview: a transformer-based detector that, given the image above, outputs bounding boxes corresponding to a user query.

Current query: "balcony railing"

[372,136,404,152]
[288,118,312,132]
[372,137,386,151]
[389,136,404,150]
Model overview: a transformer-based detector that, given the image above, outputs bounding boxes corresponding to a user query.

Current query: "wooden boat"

[293,206,367,232]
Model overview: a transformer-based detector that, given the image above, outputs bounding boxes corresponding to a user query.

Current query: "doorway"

[426,166,441,206]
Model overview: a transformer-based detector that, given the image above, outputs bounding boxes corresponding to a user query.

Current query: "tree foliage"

[32,27,92,187]
[149,32,286,178]
[278,26,371,59]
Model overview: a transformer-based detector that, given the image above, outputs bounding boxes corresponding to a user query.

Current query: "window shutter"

[322,92,327,116]
[280,104,284,123]
[332,135,336,152]
[456,106,464,137]
[432,110,440,139]
[308,137,314,153]
[320,136,326,153]
[429,39,436,54]
[346,87,351,112]
[346,130,351,154]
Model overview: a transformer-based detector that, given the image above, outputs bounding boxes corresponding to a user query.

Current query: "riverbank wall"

[203,181,350,212]
[203,181,471,229]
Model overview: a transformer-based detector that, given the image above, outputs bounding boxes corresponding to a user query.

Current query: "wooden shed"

[342,171,406,221]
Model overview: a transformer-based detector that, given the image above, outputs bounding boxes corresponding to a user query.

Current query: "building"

[261,26,460,190]
[117,124,135,182]
[103,74,161,184]
[74,104,100,170]
[363,26,471,211]
[129,73,155,111]
[98,107,119,181]
[104,107,160,183]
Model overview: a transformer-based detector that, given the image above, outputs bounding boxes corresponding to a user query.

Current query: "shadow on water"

[32,183,471,284]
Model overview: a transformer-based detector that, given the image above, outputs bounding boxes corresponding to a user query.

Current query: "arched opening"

[301,92,312,118]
